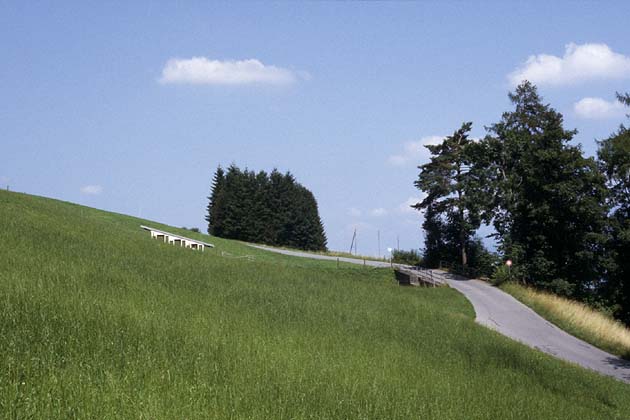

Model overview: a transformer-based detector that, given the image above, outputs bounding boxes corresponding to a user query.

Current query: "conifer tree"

[598,91,630,322]
[415,122,482,267]
[205,164,327,251]
[485,82,608,294]
[420,204,448,268]
[220,164,247,240]
[206,166,225,236]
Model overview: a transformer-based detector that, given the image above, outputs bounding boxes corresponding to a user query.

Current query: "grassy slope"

[1,190,629,419]
[501,283,630,359]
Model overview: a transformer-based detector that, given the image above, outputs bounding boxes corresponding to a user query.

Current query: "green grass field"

[1,190,629,419]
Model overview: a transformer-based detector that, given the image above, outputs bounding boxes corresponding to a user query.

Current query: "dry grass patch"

[502,282,630,359]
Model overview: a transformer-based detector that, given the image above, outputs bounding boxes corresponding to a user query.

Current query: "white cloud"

[347,207,362,217]
[398,196,425,214]
[387,135,444,166]
[159,57,299,85]
[80,185,103,195]
[370,208,388,217]
[574,97,626,119]
[508,43,630,86]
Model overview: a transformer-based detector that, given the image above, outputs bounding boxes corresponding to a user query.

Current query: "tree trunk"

[460,232,467,267]
[457,164,467,268]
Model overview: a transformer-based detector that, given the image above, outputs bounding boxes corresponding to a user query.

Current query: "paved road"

[432,270,630,383]
[248,244,395,268]
[250,244,630,383]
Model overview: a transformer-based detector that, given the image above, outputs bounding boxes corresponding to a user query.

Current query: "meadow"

[1,190,629,419]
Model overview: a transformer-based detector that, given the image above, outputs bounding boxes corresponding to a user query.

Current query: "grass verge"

[501,282,630,359]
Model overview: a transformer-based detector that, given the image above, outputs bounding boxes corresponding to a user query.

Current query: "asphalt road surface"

[433,271,630,384]
[250,244,630,383]
[248,244,394,267]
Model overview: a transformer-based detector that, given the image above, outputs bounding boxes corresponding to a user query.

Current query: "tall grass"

[502,282,630,359]
[1,190,629,419]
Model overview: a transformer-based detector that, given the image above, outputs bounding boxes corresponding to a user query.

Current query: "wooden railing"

[394,266,445,287]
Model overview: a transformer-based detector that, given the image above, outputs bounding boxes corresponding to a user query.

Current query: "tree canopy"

[483,82,609,295]
[414,82,629,322]
[598,92,630,323]
[206,165,327,251]
[414,122,487,268]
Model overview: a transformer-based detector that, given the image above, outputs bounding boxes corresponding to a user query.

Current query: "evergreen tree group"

[206,165,327,251]
[415,82,630,324]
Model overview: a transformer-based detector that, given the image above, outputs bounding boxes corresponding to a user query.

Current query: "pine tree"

[420,204,447,268]
[598,92,630,323]
[485,82,609,294]
[205,164,327,251]
[414,122,482,267]
[250,170,273,244]
[220,164,247,240]
[206,166,225,236]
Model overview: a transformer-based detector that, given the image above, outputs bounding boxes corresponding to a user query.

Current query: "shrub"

[392,249,423,266]
[541,278,575,297]
[491,263,524,286]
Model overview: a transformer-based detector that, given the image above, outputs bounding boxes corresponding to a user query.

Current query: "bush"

[491,263,525,286]
[491,265,511,286]
[467,240,500,278]
[541,278,575,297]
[392,249,423,266]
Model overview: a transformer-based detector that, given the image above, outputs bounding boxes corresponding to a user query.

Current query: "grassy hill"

[1,190,629,419]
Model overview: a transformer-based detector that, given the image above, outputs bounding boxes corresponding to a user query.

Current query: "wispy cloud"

[347,207,362,217]
[574,97,626,119]
[80,185,103,195]
[159,57,301,85]
[370,208,388,217]
[508,43,630,87]
[387,135,444,166]
[398,196,425,214]
[347,196,425,221]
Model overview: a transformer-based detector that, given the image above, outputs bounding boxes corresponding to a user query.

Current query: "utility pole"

[349,228,357,255]
[377,230,381,258]
[397,235,400,251]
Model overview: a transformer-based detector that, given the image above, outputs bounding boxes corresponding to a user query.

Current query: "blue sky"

[2,1,630,256]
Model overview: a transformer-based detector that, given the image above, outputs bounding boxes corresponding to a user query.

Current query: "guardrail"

[394,266,445,287]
